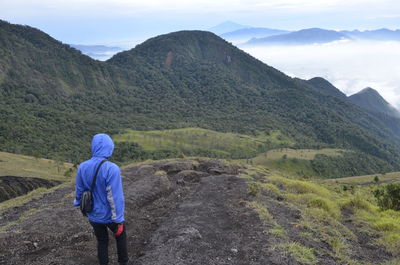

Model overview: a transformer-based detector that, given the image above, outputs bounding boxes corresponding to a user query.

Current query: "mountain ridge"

[246,28,350,45]
[1,20,400,173]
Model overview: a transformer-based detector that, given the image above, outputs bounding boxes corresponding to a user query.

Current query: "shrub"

[374,175,380,183]
[373,183,400,211]
[340,194,374,212]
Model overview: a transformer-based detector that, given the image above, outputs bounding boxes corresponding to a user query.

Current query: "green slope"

[0,20,400,174]
[113,128,293,161]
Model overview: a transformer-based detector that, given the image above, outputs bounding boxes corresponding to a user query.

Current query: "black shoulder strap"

[90,160,107,193]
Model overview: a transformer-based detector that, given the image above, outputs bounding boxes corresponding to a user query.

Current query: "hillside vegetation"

[242,165,400,264]
[249,148,394,178]
[1,20,400,176]
[113,128,293,161]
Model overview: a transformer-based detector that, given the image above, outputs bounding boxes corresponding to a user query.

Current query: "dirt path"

[0,159,296,265]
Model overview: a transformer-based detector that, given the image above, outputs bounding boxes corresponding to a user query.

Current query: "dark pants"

[90,222,129,265]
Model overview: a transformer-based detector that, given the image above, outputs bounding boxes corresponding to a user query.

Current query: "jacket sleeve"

[73,166,84,206]
[105,165,125,223]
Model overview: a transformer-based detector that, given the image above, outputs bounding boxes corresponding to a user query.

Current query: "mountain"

[69,44,122,60]
[341,28,400,41]
[246,28,350,45]
[304,77,347,100]
[208,21,248,35]
[220,27,289,43]
[349,88,400,118]
[1,20,400,173]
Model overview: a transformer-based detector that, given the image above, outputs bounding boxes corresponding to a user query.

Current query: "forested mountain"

[349,87,400,118]
[295,77,347,100]
[1,20,400,172]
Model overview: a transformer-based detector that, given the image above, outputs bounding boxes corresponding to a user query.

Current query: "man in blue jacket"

[74,133,129,265]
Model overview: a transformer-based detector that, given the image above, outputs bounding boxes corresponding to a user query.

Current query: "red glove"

[114,223,124,237]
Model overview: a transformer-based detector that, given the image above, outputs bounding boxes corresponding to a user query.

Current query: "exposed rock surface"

[0,159,287,265]
[0,159,392,265]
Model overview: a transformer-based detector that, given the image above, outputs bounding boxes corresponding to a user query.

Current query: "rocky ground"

[0,159,393,265]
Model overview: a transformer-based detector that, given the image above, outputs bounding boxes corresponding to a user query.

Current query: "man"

[74,133,129,265]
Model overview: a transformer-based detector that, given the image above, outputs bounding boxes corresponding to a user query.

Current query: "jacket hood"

[91,133,114,158]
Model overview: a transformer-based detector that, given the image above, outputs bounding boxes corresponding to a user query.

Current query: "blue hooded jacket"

[73,134,125,223]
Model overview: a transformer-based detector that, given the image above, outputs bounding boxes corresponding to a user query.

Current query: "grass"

[249,148,347,178]
[253,148,344,162]
[114,127,294,158]
[280,242,318,265]
[247,201,272,224]
[325,171,400,186]
[268,176,331,197]
[270,225,287,238]
[0,151,74,181]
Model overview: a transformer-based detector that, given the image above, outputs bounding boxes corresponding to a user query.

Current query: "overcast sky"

[1,0,399,108]
[1,0,399,44]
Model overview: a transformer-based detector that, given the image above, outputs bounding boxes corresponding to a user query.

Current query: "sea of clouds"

[241,40,400,110]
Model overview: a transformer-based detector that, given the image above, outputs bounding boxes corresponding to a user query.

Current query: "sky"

[1,0,400,44]
[1,0,400,108]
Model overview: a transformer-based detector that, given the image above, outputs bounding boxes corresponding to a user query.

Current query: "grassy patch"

[247,201,272,224]
[268,176,330,197]
[325,171,400,186]
[307,197,340,219]
[253,148,344,162]
[114,128,294,159]
[250,148,344,177]
[270,225,287,238]
[0,151,74,181]
[339,193,375,212]
[280,242,318,265]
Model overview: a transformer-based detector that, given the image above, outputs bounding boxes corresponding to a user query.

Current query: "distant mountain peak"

[358,87,378,94]
[295,77,347,99]
[349,87,400,118]
[208,21,248,35]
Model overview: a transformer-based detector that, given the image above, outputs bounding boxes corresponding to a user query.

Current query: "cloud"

[2,0,399,19]
[241,41,400,109]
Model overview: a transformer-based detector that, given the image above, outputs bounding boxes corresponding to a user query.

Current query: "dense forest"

[1,20,400,176]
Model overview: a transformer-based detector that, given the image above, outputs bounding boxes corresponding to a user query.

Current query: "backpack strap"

[90,160,107,193]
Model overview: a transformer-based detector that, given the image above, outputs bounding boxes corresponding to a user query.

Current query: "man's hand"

[114,223,124,237]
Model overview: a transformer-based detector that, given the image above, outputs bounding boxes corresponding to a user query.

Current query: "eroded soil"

[0,176,60,202]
